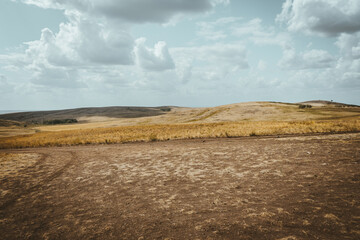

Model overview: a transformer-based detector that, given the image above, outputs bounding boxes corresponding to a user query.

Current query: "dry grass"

[0,152,40,179]
[186,108,227,122]
[0,126,37,138]
[14,103,358,133]
[0,119,359,149]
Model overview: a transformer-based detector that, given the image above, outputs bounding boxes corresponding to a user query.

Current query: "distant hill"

[0,119,25,127]
[298,100,359,107]
[0,101,359,127]
[0,106,173,123]
[0,110,27,115]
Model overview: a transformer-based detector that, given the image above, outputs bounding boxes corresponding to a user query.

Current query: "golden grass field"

[1,101,360,149]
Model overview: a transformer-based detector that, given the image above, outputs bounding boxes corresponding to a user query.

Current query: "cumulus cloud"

[276,0,360,36]
[76,20,134,65]
[22,0,224,23]
[276,1,360,89]
[25,16,135,67]
[279,31,360,89]
[332,33,360,87]
[336,33,360,59]
[6,0,227,89]
[135,38,175,71]
[5,12,135,88]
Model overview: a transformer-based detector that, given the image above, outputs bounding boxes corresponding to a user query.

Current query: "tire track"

[0,151,76,211]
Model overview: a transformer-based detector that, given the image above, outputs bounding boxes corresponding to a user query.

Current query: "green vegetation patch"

[43,119,78,125]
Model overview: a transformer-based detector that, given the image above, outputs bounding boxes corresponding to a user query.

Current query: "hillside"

[0,101,360,130]
[0,119,24,127]
[298,100,359,107]
[0,106,173,123]
[0,100,360,138]
[0,100,360,147]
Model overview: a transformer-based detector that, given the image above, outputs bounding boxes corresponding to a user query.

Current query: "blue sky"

[0,0,359,110]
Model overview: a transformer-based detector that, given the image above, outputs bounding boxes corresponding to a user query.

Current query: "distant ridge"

[0,106,173,123]
[298,100,359,107]
[0,110,27,115]
[1,101,359,125]
[0,119,24,127]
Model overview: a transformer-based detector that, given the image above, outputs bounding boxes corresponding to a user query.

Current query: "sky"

[0,0,360,110]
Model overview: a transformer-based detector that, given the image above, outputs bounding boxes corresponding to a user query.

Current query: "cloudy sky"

[0,0,360,110]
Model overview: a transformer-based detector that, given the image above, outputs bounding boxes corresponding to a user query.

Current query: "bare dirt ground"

[0,133,359,239]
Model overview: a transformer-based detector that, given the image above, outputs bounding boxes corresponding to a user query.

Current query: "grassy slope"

[26,102,360,132]
[0,106,171,123]
[1,101,360,148]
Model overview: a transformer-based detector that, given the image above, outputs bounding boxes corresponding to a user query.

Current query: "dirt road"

[1,133,359,239]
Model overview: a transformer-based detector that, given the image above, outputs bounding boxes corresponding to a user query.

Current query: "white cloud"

[197,17,241,40]
[233,19,292,48]
[276,2,360,89]
[2,0,358,107]
[197,17,292,48]
[279,48,335,69]
[276,0,360,36]
[171,43,249,84]
[336,33,360,59]
[279,31,360,89]
[192,44,249,75]
[30,65,86,88]
[240,73,281,89]
[197,23,227,41]
[332,33,360,87]
[176,64,192,84]
[22,0,222,23]
[3,0,227,90]
[340,72,360,87]
[135,38,175,71]
[211,0,230,6]
[25,16,135,67]
[302,49,335,67]
[2,12,135,88]
[232,18,271,37]
[130,42,249,89]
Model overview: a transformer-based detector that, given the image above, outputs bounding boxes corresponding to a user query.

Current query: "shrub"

[149,133,158,142]
[299,104,312,109]
[43,119,78,125]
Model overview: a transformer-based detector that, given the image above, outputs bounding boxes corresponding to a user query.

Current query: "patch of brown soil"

[0,133,359,239]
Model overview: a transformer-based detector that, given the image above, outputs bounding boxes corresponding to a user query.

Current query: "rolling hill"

[0,101,359,128]
[0,100,360,148]
[0,106,173,124]
[0,100,359,136]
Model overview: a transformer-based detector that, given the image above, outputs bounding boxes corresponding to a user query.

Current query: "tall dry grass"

[0,119,359,149]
